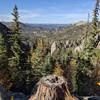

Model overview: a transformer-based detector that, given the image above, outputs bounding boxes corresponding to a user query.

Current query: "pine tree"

[12,5,20,33]
[9,5,21,68]
[0,34,5,57]
[83,0,99,60]
[9,6,33,94]
[6,5,22,86]
[76,0,100,95]
[92,0,99,35]
[92,0,100,47]
[0,33,7,68]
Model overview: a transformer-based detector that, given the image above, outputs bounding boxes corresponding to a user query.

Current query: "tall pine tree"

[76,0,100,95]
[12,5,20,33]
[83,0,99,60]
[92,0,99,35]
[9,5,21,68]
[7,5,22,87]
[9,5,32,94]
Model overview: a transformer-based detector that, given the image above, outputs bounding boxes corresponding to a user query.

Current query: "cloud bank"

[0,8,93,24]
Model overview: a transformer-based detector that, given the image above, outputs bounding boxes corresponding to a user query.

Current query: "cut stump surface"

[29,75,76,100]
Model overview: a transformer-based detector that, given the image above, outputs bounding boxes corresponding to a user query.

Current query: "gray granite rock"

[88,96,100,100]
[0,86,7,100]
[7,92,28,100]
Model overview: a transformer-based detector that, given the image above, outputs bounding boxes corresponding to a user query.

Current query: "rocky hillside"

[0,22,12,35]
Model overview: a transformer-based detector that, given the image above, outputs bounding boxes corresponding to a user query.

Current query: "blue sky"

[0,0,97,24]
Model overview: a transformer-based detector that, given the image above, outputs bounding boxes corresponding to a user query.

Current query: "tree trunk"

[29,75,76,100]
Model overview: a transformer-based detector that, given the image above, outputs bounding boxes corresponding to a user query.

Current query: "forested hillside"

[2,21,100,41]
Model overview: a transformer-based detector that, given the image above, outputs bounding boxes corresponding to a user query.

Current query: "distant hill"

[48,21,89,40]
[1,21,97,41]
[0,22,12,35]
[2,22,71,38]
[74,21,87,26]
[2,22,68,29]
[2,22,69,31]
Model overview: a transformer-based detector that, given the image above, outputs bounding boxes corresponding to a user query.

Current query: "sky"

[0,0,97,24]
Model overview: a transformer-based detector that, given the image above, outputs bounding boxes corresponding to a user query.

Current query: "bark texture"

[29,75,76,100]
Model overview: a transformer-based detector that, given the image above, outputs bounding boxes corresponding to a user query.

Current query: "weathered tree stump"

[29,75,76,100]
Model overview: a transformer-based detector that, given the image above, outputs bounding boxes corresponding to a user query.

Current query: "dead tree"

[29,75,76,100]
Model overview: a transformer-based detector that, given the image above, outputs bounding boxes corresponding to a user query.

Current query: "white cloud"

[19,9,40,18]
[20,13,39,19]
[0,9,40,22]
[19,10,40,23]
[36,12,90,23]
[0,9,93,24]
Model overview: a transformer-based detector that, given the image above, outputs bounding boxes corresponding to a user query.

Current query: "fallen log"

[29,75,76,100]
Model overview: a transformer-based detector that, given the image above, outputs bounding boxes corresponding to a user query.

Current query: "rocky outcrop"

[51,41,57,55]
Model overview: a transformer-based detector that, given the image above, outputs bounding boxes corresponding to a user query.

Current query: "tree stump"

[29,75,76,100]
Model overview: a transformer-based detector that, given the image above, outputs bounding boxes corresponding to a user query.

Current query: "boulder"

[7,92,27,100]
[88,96,100,100]
[0,85,7,100]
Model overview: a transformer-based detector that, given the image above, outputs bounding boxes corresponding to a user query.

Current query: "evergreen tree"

[9,5,21,68]
[9,6,32,94]
[76,0,100,95]
[19,38,33,92]
[0,33,7,69]
[92,0,100,47]
[12,5,20,33]
[6,5,22,88]
[83,0,99,60]
[92,0,99,35]
[42,53,53,76]
[0,34,5,57]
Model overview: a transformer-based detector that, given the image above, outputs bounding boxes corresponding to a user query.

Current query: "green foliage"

[95,48,100,59]
[76,0,100,95]
[52,48,78,92]
[0,34,5,55]
[32,48,54,79]
[53,61,63,76]
[0,70,12,90]
[92,0,99,35]
[0,1,100,96]
[0,34,7,69]
[12,5,20,33]
[7,5,21,80]
[0,5,33,95]
[42,53,54,76]
[83,36,95,60]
